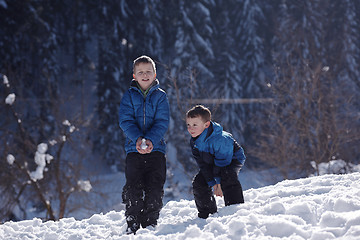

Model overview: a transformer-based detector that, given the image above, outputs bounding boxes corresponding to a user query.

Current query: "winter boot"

[125,216,140,235]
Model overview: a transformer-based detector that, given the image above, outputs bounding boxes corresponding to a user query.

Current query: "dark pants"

[122,151,166,229]
[193,160,244,218]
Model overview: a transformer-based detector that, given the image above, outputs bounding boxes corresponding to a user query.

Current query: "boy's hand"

[136,137,153,154]
[144,139,153,153]
[213,184,223,197]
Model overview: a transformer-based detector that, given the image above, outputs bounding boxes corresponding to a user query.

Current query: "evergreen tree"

[238,0,274,161]
[168,0,215,172]
[211,0,268,145]
[94,0,130,167]
[206,0,243,143]
[326,0,360,89]
[324,0,360,162]
[0,0,60,141]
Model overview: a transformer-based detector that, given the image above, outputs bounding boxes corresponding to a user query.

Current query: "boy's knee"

[192,173,206,187]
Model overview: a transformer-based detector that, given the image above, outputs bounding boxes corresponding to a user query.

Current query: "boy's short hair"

[133,55,156,73]
[186,105,211,122]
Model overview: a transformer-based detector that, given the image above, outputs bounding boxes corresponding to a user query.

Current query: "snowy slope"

[1,172,360,240]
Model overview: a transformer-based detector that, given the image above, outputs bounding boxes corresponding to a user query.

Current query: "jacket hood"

[207,121,223,139]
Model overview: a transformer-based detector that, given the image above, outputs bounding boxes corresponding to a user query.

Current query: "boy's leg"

[122,153,145,234]
[221,161,244,206]
[192,172,217,219]
[142,151,166,228]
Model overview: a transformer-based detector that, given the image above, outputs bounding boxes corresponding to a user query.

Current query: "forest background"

[1,0,359,221]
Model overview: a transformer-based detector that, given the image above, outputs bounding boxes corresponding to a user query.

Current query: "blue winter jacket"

[119,79,170,154]
[190,121,246,186]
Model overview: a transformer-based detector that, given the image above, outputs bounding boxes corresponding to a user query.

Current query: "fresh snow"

[1,172,360,240]
[5,93,15,105]
[6,154,15,165]
[29,143,54,181]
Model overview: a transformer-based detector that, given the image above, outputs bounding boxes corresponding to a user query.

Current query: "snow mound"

[1,172,360,239]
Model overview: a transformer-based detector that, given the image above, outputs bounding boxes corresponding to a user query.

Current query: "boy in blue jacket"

[186,105,245,219]
[119,55,169,234]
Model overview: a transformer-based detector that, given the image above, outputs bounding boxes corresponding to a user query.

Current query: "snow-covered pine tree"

[211,0,269,147]
[235,0,273,166]
[94,0,128,167]
[168,0,215,173]
[327,0,360,90]
[324,0,360,164]
[208,0,243,139]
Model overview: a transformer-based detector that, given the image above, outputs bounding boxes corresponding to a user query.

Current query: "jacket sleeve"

[144,91,170,144]
[118,90,142,143]
[199,152,217,186]
[190,139,216,186]
[234,140,246,165]
[212,136,234,184]
[213,137,234,167]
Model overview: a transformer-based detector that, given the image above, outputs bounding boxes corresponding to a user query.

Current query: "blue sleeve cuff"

[207,177,221,187]
[207,180,216,187]
[214,177,221,184]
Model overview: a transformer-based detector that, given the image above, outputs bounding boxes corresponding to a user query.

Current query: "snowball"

[141,138,148,149]
[5,93,15,105]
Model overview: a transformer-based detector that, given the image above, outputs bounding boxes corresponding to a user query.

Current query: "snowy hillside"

[1,172,360,240]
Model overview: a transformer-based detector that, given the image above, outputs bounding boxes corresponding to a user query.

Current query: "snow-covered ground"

[1,172,360,240]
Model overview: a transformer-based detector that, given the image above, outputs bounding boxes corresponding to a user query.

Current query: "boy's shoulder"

[212,122,234,137]
[149,87,168,100]
[155,87,167,95]
[208,122,235,144]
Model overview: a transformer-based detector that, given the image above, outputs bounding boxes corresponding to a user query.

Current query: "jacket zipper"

[143,97,146,132]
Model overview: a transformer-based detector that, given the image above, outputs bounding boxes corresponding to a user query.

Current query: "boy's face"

[186,116,210,138]
[133,62,156,91]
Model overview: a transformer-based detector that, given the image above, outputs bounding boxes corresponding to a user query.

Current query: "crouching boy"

[186,105,245,219]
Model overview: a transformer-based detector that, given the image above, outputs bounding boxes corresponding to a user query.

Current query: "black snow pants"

[192,159,244,218]
[122,151,166,229]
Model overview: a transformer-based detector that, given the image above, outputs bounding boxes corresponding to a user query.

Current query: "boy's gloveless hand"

[213,184,223,197]
[145,139,153,153]
[136,137,153,154]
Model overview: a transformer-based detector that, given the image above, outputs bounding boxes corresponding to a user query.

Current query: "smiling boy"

[186,105,246,219]
[119,55,170,234]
